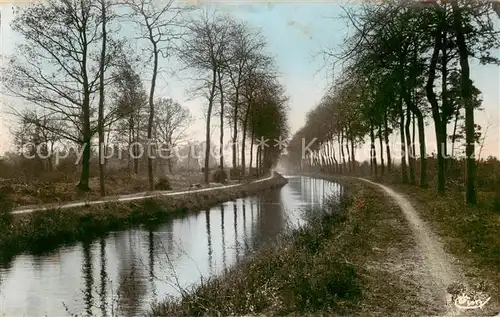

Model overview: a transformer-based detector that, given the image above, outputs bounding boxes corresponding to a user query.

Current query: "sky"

[0,2,499,160]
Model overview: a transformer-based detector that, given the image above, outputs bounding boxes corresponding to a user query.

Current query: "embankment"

[151,176,435,316]
[0,173,287,260]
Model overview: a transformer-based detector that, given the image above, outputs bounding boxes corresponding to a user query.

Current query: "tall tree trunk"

[398,95,409,184]
[379,124,385,175]
[384,109,392,171]
[370,121,378,176]
[340,131,346,174]
[426,27,446,193]
[128,118,133,174]
[147,42,159,191]
[77,27,91,192]
[412,113,416,166]
[249,123,255,176]
[451,107,460,158]
[78,120,91,191]
[241,105,250,176]
[134,120,139,175]
[441,33,450,173]
[232,90,239,169]
[451,0,477,205]
[345,129,351,173]
[406,93,428,188]
[97,0,107,197]
[218,70,225,171]
[405,105,416,185]
[257,145,261,177]
[204,69,217,184]
[350,125,356,172]
[332,140,338,173]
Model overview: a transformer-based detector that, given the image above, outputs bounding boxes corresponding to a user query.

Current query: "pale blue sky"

[0,2,498,158]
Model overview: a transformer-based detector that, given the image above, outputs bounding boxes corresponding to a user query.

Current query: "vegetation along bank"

[0,173,287,261]
[151,177,438,316]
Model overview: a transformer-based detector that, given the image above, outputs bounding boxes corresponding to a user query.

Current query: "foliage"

[212,169,228,184]
[154,178,172,191]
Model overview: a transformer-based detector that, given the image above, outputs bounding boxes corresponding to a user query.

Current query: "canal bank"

[151,175,442,316]
[0,173,287,260]
[0,176,341,316]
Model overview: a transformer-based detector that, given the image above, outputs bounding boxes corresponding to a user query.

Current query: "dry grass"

[305,157,500,315]
[391,184,500,316]
[0,172,220,207]
[150,178,434,317]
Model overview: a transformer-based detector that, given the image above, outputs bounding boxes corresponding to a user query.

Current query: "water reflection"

[205,209,213,275]
[99,238,107,317]
[221,204,227,271]
[0,176,342,316]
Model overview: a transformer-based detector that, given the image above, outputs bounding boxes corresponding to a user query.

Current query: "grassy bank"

[151,178,434,316]
[0,173,287,262]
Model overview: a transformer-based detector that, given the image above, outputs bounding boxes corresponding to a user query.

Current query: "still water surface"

[0,176,342,316]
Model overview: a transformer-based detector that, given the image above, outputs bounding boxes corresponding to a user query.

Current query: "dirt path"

[359,178,464,316]
[11,173,276,215]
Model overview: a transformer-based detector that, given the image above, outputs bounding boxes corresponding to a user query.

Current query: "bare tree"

[12,110,61,172]
[224,22,266,171]
[113,61,148,174]
[3,0,111,191]
[97,0,113,196]
[154,98,193,173]
[125,0,185,190]
[179,10,233,184]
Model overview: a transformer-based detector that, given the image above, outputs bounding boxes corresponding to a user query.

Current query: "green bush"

[212,170,228,183]
[155,178,172,190]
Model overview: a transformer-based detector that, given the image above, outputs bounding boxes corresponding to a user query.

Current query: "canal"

[0,176,343,316]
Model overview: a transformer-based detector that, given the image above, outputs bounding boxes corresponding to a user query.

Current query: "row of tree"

[178,11,288,183]
[286,0,499,205]
[2,0,288,195]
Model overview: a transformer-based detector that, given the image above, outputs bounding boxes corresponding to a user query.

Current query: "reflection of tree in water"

[249,200,256,252]
[148,229,158,306]
[233,202,240,264]
[241,201,250,255]
[220,204,227,271]
[81,240,94,317]
[31,249,61,272]
[205,209,213,275]
[254,188,285,249]
[99,238,107,317]
[0,254,14,272]
[149,219,178,301]
[115,231,147,317]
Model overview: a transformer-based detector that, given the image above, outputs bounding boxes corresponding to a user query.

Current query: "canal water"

[0,176,343,316]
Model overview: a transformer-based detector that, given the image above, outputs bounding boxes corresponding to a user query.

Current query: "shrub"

[229,167,243,180]
[154,178,172,190]
[0,192,13,228]
[212,169,228,184]
[249,167,258,177]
